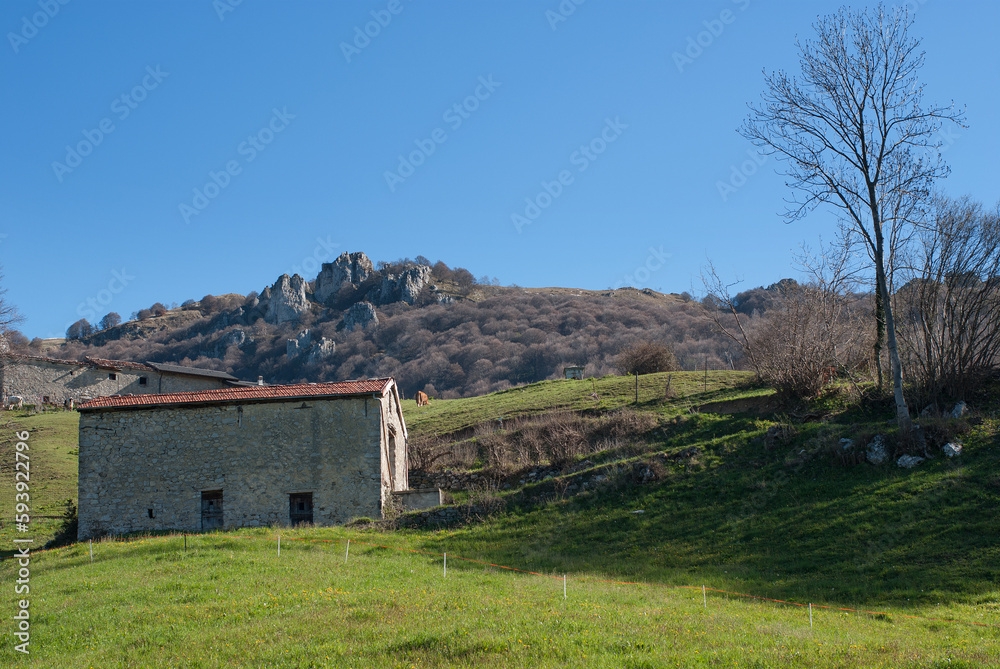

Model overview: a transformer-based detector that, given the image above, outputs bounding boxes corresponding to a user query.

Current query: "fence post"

[184,534,187,553]
[89,539,93,563]
[345,539,350,564]
[278,535,281,557]
[809,603,813,629]
[703,585,707,609]
[563,574,567,599]
[444,552,447,578]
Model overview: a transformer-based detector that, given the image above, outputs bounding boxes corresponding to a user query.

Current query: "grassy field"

[2,526,997,667]
[402,371,766,437]
[1,373,999,666]
[0,409,79,557]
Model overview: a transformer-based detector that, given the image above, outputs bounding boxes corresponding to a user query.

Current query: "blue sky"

[2,0,997,339]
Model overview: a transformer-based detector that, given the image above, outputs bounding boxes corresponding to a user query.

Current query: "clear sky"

[2,0,998,339]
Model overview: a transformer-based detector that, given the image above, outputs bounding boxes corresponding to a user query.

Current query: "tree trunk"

[873,287,885,389]
[875,245,912,432]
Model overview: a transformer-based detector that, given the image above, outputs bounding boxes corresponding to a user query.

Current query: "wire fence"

[7,530,998,632]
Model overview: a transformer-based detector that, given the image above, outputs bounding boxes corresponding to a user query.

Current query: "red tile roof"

[77,379,394,410]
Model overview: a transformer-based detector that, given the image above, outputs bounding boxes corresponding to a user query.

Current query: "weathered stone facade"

[76,379,408,539]
[0,355,239,405]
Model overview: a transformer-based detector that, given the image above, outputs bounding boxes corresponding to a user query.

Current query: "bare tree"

[703,244,869,400]
[0,269,23,351]
[895,195,1000,400]
[740,5,965,430]
[99,312,122,330]
[66,319,93,340]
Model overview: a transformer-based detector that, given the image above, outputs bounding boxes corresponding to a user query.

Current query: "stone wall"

[78,395,401,539]
[391,488,443,511]
[408,469,491,491]
[1,358,230,404]
[152,373,233,395]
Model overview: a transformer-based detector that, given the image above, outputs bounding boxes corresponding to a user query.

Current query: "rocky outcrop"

[314,252,374,306]
[312,252,431,308]
[376,265,432,305]
[306,337,336,363]
[343,301,379,331]
[286,330,311,357]
[223,328,247,348]
[287,329,336,362]
[260,274,310,324]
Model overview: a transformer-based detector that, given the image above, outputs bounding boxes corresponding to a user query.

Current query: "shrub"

[199,295,221,314]
[704,253,870,400]
[616,341,677,375]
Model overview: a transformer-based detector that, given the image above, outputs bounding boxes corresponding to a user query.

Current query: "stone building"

[0,354,241,405]
[76,378,408,539]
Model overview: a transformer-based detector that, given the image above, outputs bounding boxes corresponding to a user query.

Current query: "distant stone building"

[563,366,585,380]
[76,378,408,539]
[0,354,240,405]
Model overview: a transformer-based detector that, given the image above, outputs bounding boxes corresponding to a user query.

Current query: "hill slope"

[2,374,998,666]
[20,252,744,398]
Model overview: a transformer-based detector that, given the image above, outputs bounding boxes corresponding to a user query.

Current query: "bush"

[200,295,221,314]
[704,252,870,401]
[616,341,677,375]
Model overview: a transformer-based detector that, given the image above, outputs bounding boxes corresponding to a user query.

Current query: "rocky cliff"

[259,274,311,324]
[314,252,375,306]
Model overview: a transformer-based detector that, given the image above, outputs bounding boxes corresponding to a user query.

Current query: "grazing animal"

[415,391,430,406]
[6,395,24,409]
[64,398,75,410]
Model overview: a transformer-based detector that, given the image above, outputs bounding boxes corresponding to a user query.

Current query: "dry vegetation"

[410,409,661,476]
[26,286,739,399]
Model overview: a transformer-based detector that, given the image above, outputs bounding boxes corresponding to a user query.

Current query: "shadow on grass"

[420,426,1000,610]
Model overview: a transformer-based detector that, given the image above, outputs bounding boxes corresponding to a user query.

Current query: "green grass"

[2,526,997,668]
[0,410,79,558]
[403,371,764,437]
[2,375,999,666]
[425,410,1000,609]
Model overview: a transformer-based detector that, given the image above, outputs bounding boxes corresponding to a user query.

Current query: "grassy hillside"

[400,374,1000,607]
[2,374,999,666]
[0,410,78,557]
[403,370,765,437]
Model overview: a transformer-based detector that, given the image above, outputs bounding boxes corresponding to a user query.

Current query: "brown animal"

[415,391,430,406]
